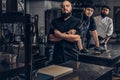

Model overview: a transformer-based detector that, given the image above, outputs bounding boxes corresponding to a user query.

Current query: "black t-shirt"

[89,17,96,31]
[49,16,80,64]
[49,16,80,34]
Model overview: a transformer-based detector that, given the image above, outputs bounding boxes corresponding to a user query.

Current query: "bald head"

[61,0,72,14]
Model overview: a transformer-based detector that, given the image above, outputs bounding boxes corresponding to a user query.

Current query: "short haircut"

[102,5,111,10]
[83,4,95,10]
[61,0,72,7]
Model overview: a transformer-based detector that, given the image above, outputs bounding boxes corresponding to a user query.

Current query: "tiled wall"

[26,1,61,55]
[27,1,60,36]
[27,1,45,36]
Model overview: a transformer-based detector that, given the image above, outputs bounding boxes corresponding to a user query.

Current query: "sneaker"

[103,44,107,51]
[101,43,108,51]
[80,48,89,53]
[94,46,103,53]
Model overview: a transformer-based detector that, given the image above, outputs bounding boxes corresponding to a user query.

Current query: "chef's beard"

[101,13,108,18]
[61,12,71,19]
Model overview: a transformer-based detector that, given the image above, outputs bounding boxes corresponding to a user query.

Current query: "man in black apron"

[76,5,101,51]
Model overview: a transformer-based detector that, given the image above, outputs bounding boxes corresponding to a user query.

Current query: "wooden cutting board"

[37,65,73,79]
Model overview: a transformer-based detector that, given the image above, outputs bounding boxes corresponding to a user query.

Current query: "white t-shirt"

[94,15,113,38]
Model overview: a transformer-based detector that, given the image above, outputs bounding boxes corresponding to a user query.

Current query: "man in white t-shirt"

[94,5,113,50]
